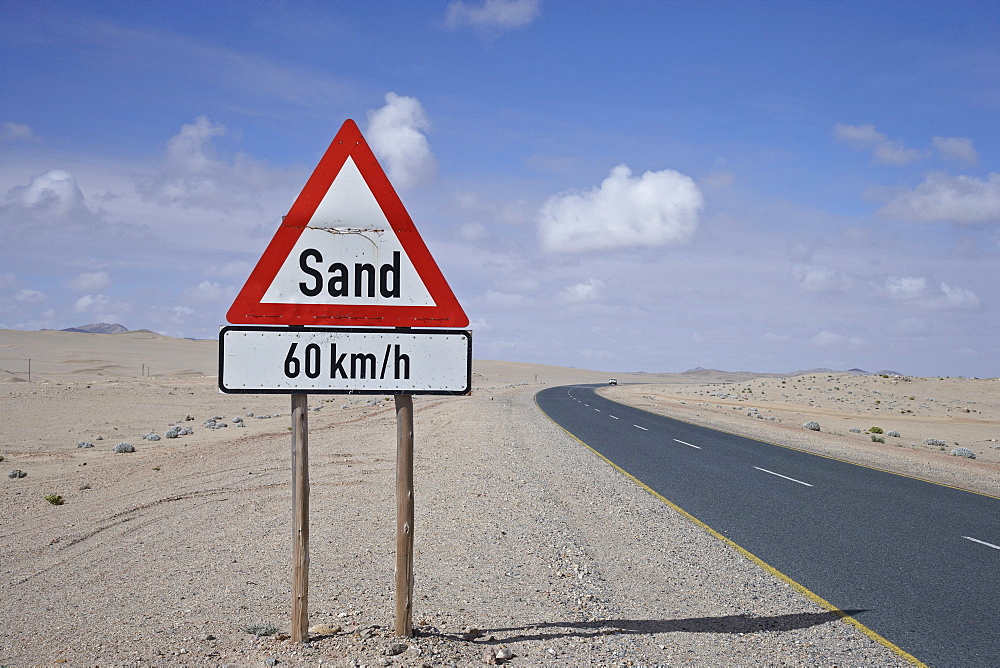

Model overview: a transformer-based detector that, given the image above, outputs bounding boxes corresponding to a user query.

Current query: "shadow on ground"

[423,610,864,644]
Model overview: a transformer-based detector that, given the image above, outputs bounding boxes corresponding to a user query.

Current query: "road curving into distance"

[536,384,1000,668]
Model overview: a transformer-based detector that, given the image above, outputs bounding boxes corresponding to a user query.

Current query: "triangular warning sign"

[227,119,468,328]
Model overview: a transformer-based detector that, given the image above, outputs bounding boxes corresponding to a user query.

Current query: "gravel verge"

[1,380,913,666]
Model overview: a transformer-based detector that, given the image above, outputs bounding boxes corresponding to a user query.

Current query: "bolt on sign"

[220,119,470,643]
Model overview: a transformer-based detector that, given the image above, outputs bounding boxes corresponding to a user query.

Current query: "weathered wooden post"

[395,393,415,637]
[290,392,310,642]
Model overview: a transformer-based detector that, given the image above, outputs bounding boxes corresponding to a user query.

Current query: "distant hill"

[673,366,909,382]
[60,323,129,334]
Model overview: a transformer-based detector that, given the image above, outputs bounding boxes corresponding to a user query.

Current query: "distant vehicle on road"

[608,378,618,385]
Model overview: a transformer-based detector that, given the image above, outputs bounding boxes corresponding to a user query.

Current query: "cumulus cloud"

[885,276,928,301]
[833,123,922,165]
[810,331,845,347]
[71,293,130,322]
[483,290,527,307]
[927,283,981,310]
[73,293,111,313]
[810,331,864,348]
[538,164,702,253]
[444,0,540,33]
[70,271,111,292]
[792,265,854,293]
[559,278,604,304]
[183,280,235,303]
[366,93,437,189]
[14,289,46,303]
[139,116,285,209]
[932,136,979,165]
[0,169,100,233]
[878,172,1000,224]
[883,276,980,310]
[0,122,39,144]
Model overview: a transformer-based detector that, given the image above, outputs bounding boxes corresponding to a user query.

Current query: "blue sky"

[2,0,998,376]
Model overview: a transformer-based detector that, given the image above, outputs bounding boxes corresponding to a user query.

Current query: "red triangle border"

[226,119,468,328]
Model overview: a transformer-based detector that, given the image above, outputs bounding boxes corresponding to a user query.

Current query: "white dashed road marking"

[753,466,813,487]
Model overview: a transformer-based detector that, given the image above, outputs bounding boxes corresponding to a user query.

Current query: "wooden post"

[290,393,310,642]
[395,393,415,637]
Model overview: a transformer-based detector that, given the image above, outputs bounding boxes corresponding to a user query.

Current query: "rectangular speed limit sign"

[219,326,471,395]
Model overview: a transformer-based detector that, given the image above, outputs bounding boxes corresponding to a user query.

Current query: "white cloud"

[559,278,604,304]
[932,136,979,165]
[833,123,884,148]
[366,93,437,190]
[183,280,235,303]
[878,172,1000,224]
[469,317,493,333]
[457,222,487,241]
[811,331,845,347]
[445,0,540,33]
[139,116,286,210]
[70,271,111,292]
[883,276,980,310]
[927,283,980,310]
[1,169,96,231]
[833,123,921,165]
[701,171,735,190]
[885,275,928,301]
[538,164,702,253]
[0,122,39,144]
[872,141,922,166]
[14,289,46,303]
[71,293,131,322]
[792,265,854,293]
[73,293,111,313]
[483,290,527,307]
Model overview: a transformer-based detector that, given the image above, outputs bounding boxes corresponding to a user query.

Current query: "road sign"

[219,326,471,395]
[226,119,468,328]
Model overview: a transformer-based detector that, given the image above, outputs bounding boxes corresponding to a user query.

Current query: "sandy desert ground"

[602,372,999,498]
[2,328,995,666]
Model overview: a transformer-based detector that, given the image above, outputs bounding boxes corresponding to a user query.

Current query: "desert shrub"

[113,442,136,453]
[8,469,26,479]
[802,421,821,431]
[77,441,94,448]
[950,447,976,459]
[923,438,947,447]
[869,426,883,434]
[870,435,885,443]
[241,624,278,637]
[44,494,65,505]
[887,430,900,437]
[850,427,862,433]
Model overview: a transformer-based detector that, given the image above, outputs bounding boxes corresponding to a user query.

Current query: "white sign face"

[219,326,471,395]
[261,157,435,307]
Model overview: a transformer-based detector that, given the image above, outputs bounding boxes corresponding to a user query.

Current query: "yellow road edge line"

[534,392,928,667]
[596,389,1000,501]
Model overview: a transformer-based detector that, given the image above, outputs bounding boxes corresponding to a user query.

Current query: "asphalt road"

[535,384,1000,667]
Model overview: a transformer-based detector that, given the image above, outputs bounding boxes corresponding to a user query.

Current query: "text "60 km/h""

[284,342,410,380]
